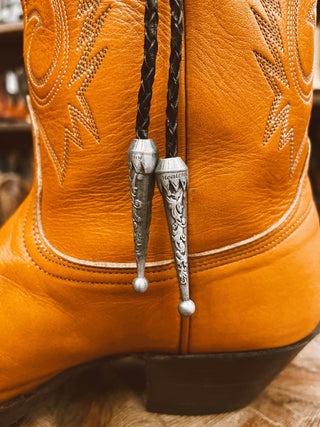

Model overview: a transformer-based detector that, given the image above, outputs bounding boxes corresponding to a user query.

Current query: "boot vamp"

[0,192,181,402]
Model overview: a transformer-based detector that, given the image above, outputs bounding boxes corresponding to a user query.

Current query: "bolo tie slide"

[128,0,195,316]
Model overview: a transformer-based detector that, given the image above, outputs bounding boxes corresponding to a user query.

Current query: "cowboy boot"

[0,0,319,423]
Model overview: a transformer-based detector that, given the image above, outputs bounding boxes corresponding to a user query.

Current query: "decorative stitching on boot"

[288,0,315,101]
[26,0,111,184]
[252,0,314,179]
[26,0,69,106]
[59,0,111,183]
[296,1,316,82]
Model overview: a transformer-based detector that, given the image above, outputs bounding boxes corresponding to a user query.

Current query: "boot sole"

[0,323,319,425]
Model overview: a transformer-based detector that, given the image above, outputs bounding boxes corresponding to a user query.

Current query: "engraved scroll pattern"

[129,161,154,264]
[158,172,189,300]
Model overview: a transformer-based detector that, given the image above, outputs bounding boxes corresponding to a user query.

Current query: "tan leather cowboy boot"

[0,0,319,423]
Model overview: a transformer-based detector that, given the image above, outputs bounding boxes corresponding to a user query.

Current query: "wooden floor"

[14,335,320,427]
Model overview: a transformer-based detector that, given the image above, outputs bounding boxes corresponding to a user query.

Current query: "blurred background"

[0,0,319,225]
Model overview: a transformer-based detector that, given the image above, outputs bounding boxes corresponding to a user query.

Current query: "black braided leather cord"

[165,0,183,158]
[136,0,159,139]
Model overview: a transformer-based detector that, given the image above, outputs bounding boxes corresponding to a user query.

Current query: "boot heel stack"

[146,323,319,415]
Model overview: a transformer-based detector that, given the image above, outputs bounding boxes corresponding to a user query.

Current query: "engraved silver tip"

[132,277,149,293]
[178,299,195,317]
[128,138,159,295]
[128,139,159,174]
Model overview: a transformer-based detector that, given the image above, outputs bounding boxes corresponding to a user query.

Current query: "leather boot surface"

[0,0,319,409]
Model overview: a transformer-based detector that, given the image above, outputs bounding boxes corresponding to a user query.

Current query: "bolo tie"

[128,0,195,317]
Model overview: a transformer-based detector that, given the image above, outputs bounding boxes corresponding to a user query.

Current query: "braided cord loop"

[136,0,159,139]
[165,0,183,158]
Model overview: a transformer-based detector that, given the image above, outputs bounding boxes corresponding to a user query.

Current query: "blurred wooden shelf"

[0,22,23,51]
[0,21,23,35]
[314,90,320,107]
[0,121,30,133]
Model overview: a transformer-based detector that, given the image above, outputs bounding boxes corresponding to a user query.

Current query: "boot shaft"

[22,0,316,263]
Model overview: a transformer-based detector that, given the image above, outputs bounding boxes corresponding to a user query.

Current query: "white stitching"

[288,0,313,102]
[193,200,312,273]
[252,0,313,179]
[26,0,69,106]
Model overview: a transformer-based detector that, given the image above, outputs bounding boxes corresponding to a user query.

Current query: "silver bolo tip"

[178,299,196,317]
[128,138,159,294]
[156,156,195,317]
[133,277,149,293]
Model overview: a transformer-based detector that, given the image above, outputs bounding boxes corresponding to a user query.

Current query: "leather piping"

[27,97,310,270]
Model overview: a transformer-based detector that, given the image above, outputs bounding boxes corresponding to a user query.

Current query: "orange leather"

[0,0,318,402]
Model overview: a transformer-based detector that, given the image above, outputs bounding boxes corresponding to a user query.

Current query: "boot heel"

[146,325,319,415]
